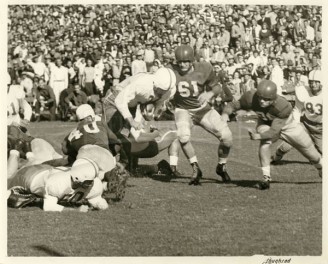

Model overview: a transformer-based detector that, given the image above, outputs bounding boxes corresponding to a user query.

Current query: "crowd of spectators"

[7,4,322,121]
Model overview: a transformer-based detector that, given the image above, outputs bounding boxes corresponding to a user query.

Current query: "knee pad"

[177,123,191,144]
[178,133,191,144]
[220,128,233,148]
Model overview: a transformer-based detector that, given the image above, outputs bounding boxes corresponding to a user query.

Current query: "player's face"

[258,96,274,108]
[153,86,168,99]
[178,60,192,73]
[309,80,321,95]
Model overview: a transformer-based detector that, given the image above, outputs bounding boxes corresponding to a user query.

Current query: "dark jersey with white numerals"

[63,116,119,161]
[171,62,218,109]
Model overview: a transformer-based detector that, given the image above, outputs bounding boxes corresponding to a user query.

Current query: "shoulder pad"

[271,96,293,118]
[194,61,213,73]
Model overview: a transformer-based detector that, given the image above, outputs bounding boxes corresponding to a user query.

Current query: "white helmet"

[76,104,95,120]
[71,158,99,182]
[308,70,321,82]
[153,68,176,91]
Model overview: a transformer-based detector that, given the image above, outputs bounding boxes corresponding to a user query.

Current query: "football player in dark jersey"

[62,104,125,165]
[168,45,233,185]
[223,80,322,190]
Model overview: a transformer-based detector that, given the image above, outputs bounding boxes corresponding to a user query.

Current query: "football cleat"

[189,162,203,185]
[170,165,182,178]
[257,175,271,190]
[216,163,231,183]
[7,186,37,208]
[155,159,171,176]
[270,153,283,165]
[257,180,270,190]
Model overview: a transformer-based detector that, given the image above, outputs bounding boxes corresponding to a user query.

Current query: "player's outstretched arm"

[43,195,88,213]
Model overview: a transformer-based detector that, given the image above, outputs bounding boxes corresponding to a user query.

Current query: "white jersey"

[114,73,173,120]
[295,86,322,124]
[7,85,32,125]
[8,164,105,212]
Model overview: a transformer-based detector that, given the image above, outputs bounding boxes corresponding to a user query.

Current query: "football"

[140,103,155,121]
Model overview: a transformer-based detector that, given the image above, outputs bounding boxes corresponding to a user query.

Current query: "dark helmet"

[257,80,277,100]
[175,45,194,62]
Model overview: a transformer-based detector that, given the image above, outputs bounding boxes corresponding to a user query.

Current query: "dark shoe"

[170,165,182,178]
[271,153,283,165]
[156,159,171,176]
[216,163,231,183]
[189,162,203,185]
[257,180,270,190]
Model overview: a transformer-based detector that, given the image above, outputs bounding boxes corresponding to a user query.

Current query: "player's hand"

[78,205,89,213]
[151,130,160,138]
[116,162,126,173]
[248,129,261,140]
[129,118,144,130]
[198,92,214,105]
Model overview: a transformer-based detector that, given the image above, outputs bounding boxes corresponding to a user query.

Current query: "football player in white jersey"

[102,67,176,135]
[7,76,32,130]
[7,156,110,212]
[7,76,63,167]
[102,67,176,171]
[271,70,322,166]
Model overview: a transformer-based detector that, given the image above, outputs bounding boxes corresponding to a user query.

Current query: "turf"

[7,120,322,256]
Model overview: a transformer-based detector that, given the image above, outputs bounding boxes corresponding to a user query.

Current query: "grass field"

[7,120,322,257]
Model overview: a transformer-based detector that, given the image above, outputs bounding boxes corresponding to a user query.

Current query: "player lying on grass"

[7,145,128,212]
[7,125,63,177]
[271,70,322,163]
[222,79,322,190]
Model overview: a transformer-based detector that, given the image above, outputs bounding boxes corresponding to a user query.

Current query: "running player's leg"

[172,108,202,185]
[271,141,293,164]
[256,124,273,189]
[281,123,322,177]
[197,109,233,182]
